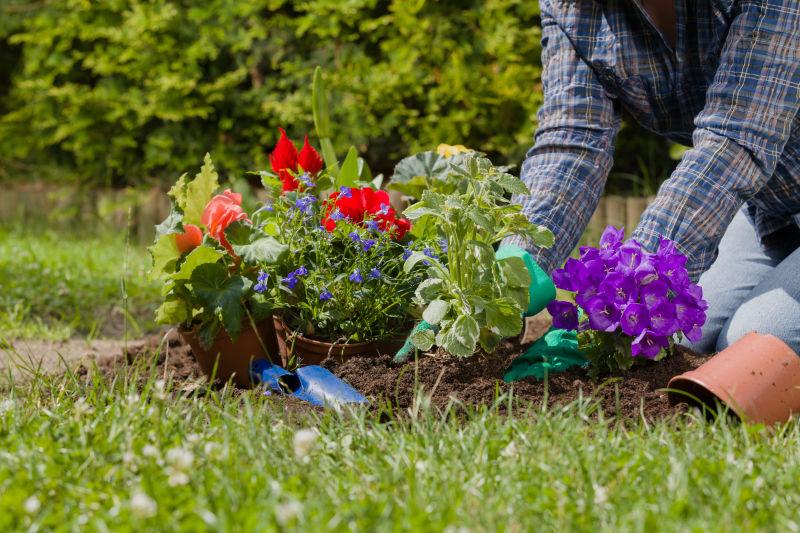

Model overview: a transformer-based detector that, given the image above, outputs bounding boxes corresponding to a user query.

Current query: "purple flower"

[599,225,625,251]
[369,268,381,280]
[547,300,579,330]
[656,257,689,291]
[579,246,601,262]
[598,271,637,305]
[616,241,644,273]
[330,208,345,222]
[293,266,308,277]
[648,301,679,336]
[553,258,591,292]
[362,239,377,252]
[402,248,413,260]
[584,296,620,332]
[683,323,703,343]
[378,203,391,215]
[294,195,316,214]
[282,275,299,290]
[631,329,669,359]
[640,279,669,310]
[299,173,315,188]
[634,259,658,286]
[620,303,649,336]
[365,219,380,232]
[319,288,333,302]
[254,271,269,293]
[348,231,362,243]
[339,186,352,198]
[673,293,702,330]
[349,269,364,284]
[423,247,437,259]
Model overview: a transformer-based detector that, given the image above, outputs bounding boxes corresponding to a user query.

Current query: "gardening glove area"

[396,244,588,379]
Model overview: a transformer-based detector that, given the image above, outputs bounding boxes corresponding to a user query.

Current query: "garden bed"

[91,329,708,422]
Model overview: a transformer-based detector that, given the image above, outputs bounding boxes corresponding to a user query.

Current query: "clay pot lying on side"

[181,319,280,388]
[273,315,407,367]
[668,332,800,424]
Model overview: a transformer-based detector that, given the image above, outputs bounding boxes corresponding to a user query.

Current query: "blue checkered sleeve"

[503,5,621,274]
[632,0,800,279]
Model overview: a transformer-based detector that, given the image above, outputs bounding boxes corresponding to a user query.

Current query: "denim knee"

[716,288,800,354]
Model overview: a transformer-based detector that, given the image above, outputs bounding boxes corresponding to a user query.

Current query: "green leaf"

[452,314,480,350]
[497,173,529,195]
[319,138,339,177]
[196,320,221,351]
[415,278,444,303]
[149,234,180,280]
[191,263,248,339]
[336,146,360,188]
[174,246,224,280]
[167,173,189,207]
[312,67,332,138]
[154,207,184,238]
[155,295,190,326]
[388,175,428,199]
[436,323,474,357]
[232,236,288,265]
[357,157,373,182]
[392,151,451,184]
[484,297,523,337]
[499,256,532,288]
[410,327,436,351]
[184,154,220,227]
[466,208,493,233]
[423,299,450,326]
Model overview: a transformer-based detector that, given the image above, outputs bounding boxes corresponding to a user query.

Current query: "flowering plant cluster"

[546,226,708,376]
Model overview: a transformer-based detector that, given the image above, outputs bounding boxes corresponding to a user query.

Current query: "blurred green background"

[0,0,678,192]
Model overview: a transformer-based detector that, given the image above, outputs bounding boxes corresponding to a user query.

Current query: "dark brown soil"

[94,329,710,422]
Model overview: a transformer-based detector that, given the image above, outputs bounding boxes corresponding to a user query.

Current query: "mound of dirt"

[103,330,708,421]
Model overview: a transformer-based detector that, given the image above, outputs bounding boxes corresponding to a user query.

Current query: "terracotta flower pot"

[668,333,800,424]
[273,315,407,367]
[181,319,280,388]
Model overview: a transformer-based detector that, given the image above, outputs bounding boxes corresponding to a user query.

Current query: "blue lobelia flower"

[319,288,333,301]
[348,231,362,243]
[377,203,391,216]
[339,186,352,198]
[282,274,299,290]
[293,266,309,277]
[330,208,345,222]
[349,269,364,284]
[361,239,376,252]
[294,195,316,215]
[254,271,269,293]
[369,268,381,280]
[299,172,315,188]
[365,219,380,232]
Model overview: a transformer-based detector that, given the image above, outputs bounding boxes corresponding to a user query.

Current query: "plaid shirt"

[507,0,800,280]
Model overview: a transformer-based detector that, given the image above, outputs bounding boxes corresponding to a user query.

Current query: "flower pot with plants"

[149,155,287,387]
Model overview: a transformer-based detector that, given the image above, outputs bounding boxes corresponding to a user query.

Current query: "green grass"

[0,225,160,340]
[1,360,800,532]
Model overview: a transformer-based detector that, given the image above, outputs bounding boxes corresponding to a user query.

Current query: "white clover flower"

[501,441,518,458]
[73,397,93,417]
[125,393,140,406]
[275,500,303,525]
[186,433,201,445]
[141,445,158,458]
[0,399,14,415]
[293,429,318,460]
[123,451,136,467]
[340,434,353,449]
[167,470,190,487]
[166,448,194,470]
[24,496,40,514]
[130,491,157,518]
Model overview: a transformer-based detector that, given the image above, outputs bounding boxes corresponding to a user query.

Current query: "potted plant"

[150,155,288,387]
[545,226,709,377]
[251,128,426,366]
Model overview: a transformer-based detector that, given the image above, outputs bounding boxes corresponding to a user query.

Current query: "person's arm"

[504,4,621,274]
[632,0,800,280]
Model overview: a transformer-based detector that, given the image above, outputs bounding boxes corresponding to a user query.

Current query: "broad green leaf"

[478,329,503,353]
[183,154,220,227]
[191,263,248,339]
[499,256,532,288]
[336,146,360,188]
[154,207,183,238]
[168,173,188,206]
[484,297,523,337]
[391,151,451,184]
[436,323,473,357]
[452,314,480,349]
[423,299,450,326]
[415,278,444,303]
[149,234,180,280]
[224,220,254,247]
[357,157,373,181]
[410,327,436,351]
[174,246,224,280]
[402,205,445,221]
[466,208,493,233]
[319,138,339,177]
[388,175,428,199]
[233,236,288,265]
[497,173,529,195]
[528,224,555,248]
[155,295,190,326]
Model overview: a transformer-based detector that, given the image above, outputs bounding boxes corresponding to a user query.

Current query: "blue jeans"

[680,210,800,354]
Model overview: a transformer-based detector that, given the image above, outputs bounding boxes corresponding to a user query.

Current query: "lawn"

[2,223,800,532]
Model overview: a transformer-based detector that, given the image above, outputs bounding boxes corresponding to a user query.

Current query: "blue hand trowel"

[251,360,367,407]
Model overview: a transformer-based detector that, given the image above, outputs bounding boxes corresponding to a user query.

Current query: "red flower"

[175,224,203,254]
[297,135,324,175]
[321,186,411,239]
[269,128,299,192]
[201,189,250,254]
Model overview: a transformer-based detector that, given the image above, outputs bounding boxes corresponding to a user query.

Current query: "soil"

[89,328,709,422]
